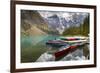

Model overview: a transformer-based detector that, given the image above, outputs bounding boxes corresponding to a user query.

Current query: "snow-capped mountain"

[38,11,89,34]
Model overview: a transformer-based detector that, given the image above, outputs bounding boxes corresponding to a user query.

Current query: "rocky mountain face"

[39,11,89,35]
[21,10,49,36]
[46,14,86,34]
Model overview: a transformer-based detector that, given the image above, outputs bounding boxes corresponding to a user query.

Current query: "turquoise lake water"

[21,35,60,62]
[21,35,89,62]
